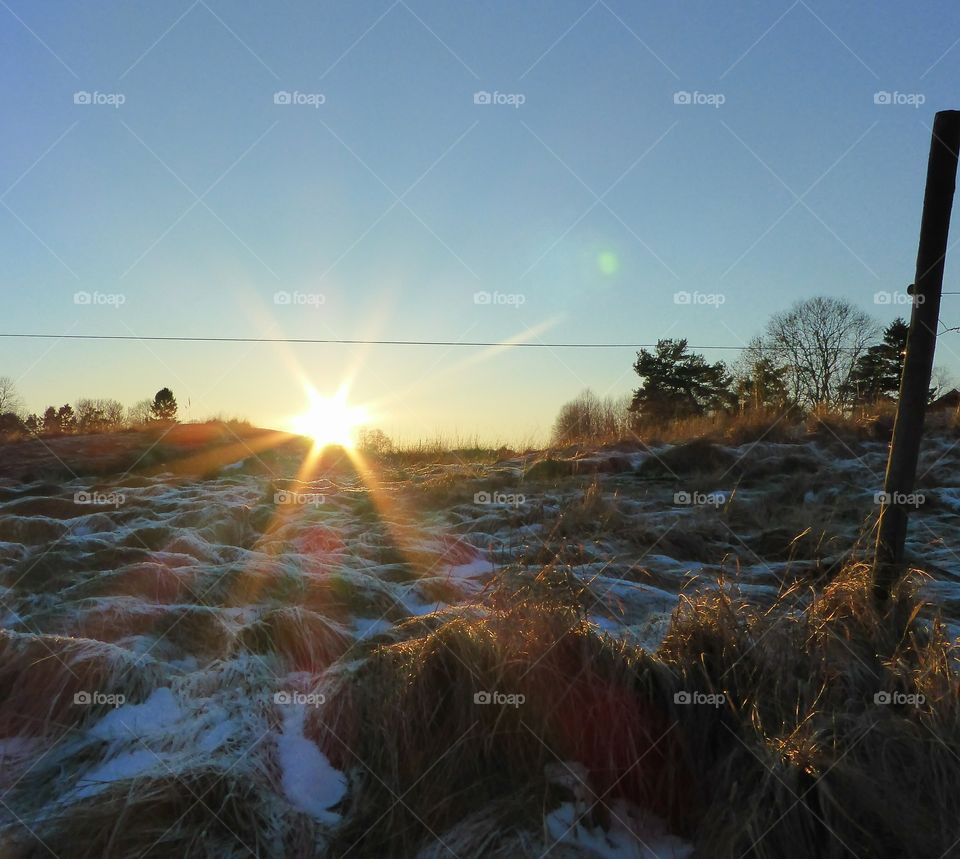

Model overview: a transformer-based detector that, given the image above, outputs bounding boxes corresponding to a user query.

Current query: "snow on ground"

[275,703,346,823]
[1,433,959,855]
[546,801,694,858]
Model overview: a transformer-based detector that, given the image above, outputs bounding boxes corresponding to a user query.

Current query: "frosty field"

[1,424,959,858]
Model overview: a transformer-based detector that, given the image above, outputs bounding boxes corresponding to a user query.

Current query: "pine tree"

[151,388,178,421]
[629,339,735,422]
[57,404,76,433]
[845,318,909,404]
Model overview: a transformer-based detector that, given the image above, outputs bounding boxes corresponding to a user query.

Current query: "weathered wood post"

[874,110,960,601]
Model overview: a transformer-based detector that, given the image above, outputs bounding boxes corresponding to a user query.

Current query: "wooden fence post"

[874,110,960,601]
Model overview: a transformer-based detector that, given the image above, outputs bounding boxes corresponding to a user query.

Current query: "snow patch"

[545,801,693,858]
[89,687,182,742]
[275,705,346,823]
[74,749,161,798]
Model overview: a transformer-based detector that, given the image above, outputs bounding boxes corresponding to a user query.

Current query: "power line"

[0,332,750,350]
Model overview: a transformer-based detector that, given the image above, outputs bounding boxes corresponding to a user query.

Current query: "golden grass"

[298,563,960,858]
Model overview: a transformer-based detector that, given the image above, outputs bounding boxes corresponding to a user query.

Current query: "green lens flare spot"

[597,251,619,276]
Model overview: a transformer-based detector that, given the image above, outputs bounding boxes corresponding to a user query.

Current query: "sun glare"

[290,386,369,449]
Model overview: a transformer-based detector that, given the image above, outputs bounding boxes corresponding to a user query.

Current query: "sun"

[290,386,369,450]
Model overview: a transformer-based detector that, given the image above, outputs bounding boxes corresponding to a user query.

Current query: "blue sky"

[2,1,959,441]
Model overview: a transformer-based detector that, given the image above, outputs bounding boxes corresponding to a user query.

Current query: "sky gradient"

[2,1,960,442]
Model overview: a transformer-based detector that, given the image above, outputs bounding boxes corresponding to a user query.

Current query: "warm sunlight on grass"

[289,385,369,450]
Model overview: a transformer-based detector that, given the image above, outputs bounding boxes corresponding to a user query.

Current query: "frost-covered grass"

[0,431,959,856]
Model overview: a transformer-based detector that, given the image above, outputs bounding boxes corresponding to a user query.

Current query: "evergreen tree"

[42,406,59,435]
[845,318,909,404]
[629,339,735,422]
[57,404,76,433]
[151,388,178,421]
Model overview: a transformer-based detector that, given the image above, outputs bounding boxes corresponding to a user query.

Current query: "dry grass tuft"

[305,574,686,856]
[658,564,960,858]
[0,630,164,737]
[296,562,960,857]
[234,606,352,672]
[11,766,313,859]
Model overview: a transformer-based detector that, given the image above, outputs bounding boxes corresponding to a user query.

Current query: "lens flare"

[290,385,368,449]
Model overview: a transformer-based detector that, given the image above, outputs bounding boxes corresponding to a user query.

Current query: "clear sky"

[2,1,959,442]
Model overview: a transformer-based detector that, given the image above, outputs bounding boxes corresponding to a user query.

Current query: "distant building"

[928,388,960,412]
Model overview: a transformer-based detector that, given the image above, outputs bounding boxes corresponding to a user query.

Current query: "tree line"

[0,386,178,439]
[554,296,951,442]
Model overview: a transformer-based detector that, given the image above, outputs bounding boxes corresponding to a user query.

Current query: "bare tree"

[127,399,154,426]
[552,389,633,444]
[0,376,23,416]
[74,398,126,432]
[762,297,878,410]
[931,365,955,400]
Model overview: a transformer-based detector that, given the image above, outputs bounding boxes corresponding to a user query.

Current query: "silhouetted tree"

[0,377,22,416]
[761,296,877,409]
[151,388,178,421]
[552,390,633,443]
[42,406,59,435]
[734,337,792,411]
[127,399,154,425]
[357,427,394,455]
[74,399,106,432]
[629,339,735,422]
[844,318,910,404]
[0,413,26,437]
[56,404,76,434]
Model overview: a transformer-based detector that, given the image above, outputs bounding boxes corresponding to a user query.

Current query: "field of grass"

[0,420,958,857]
